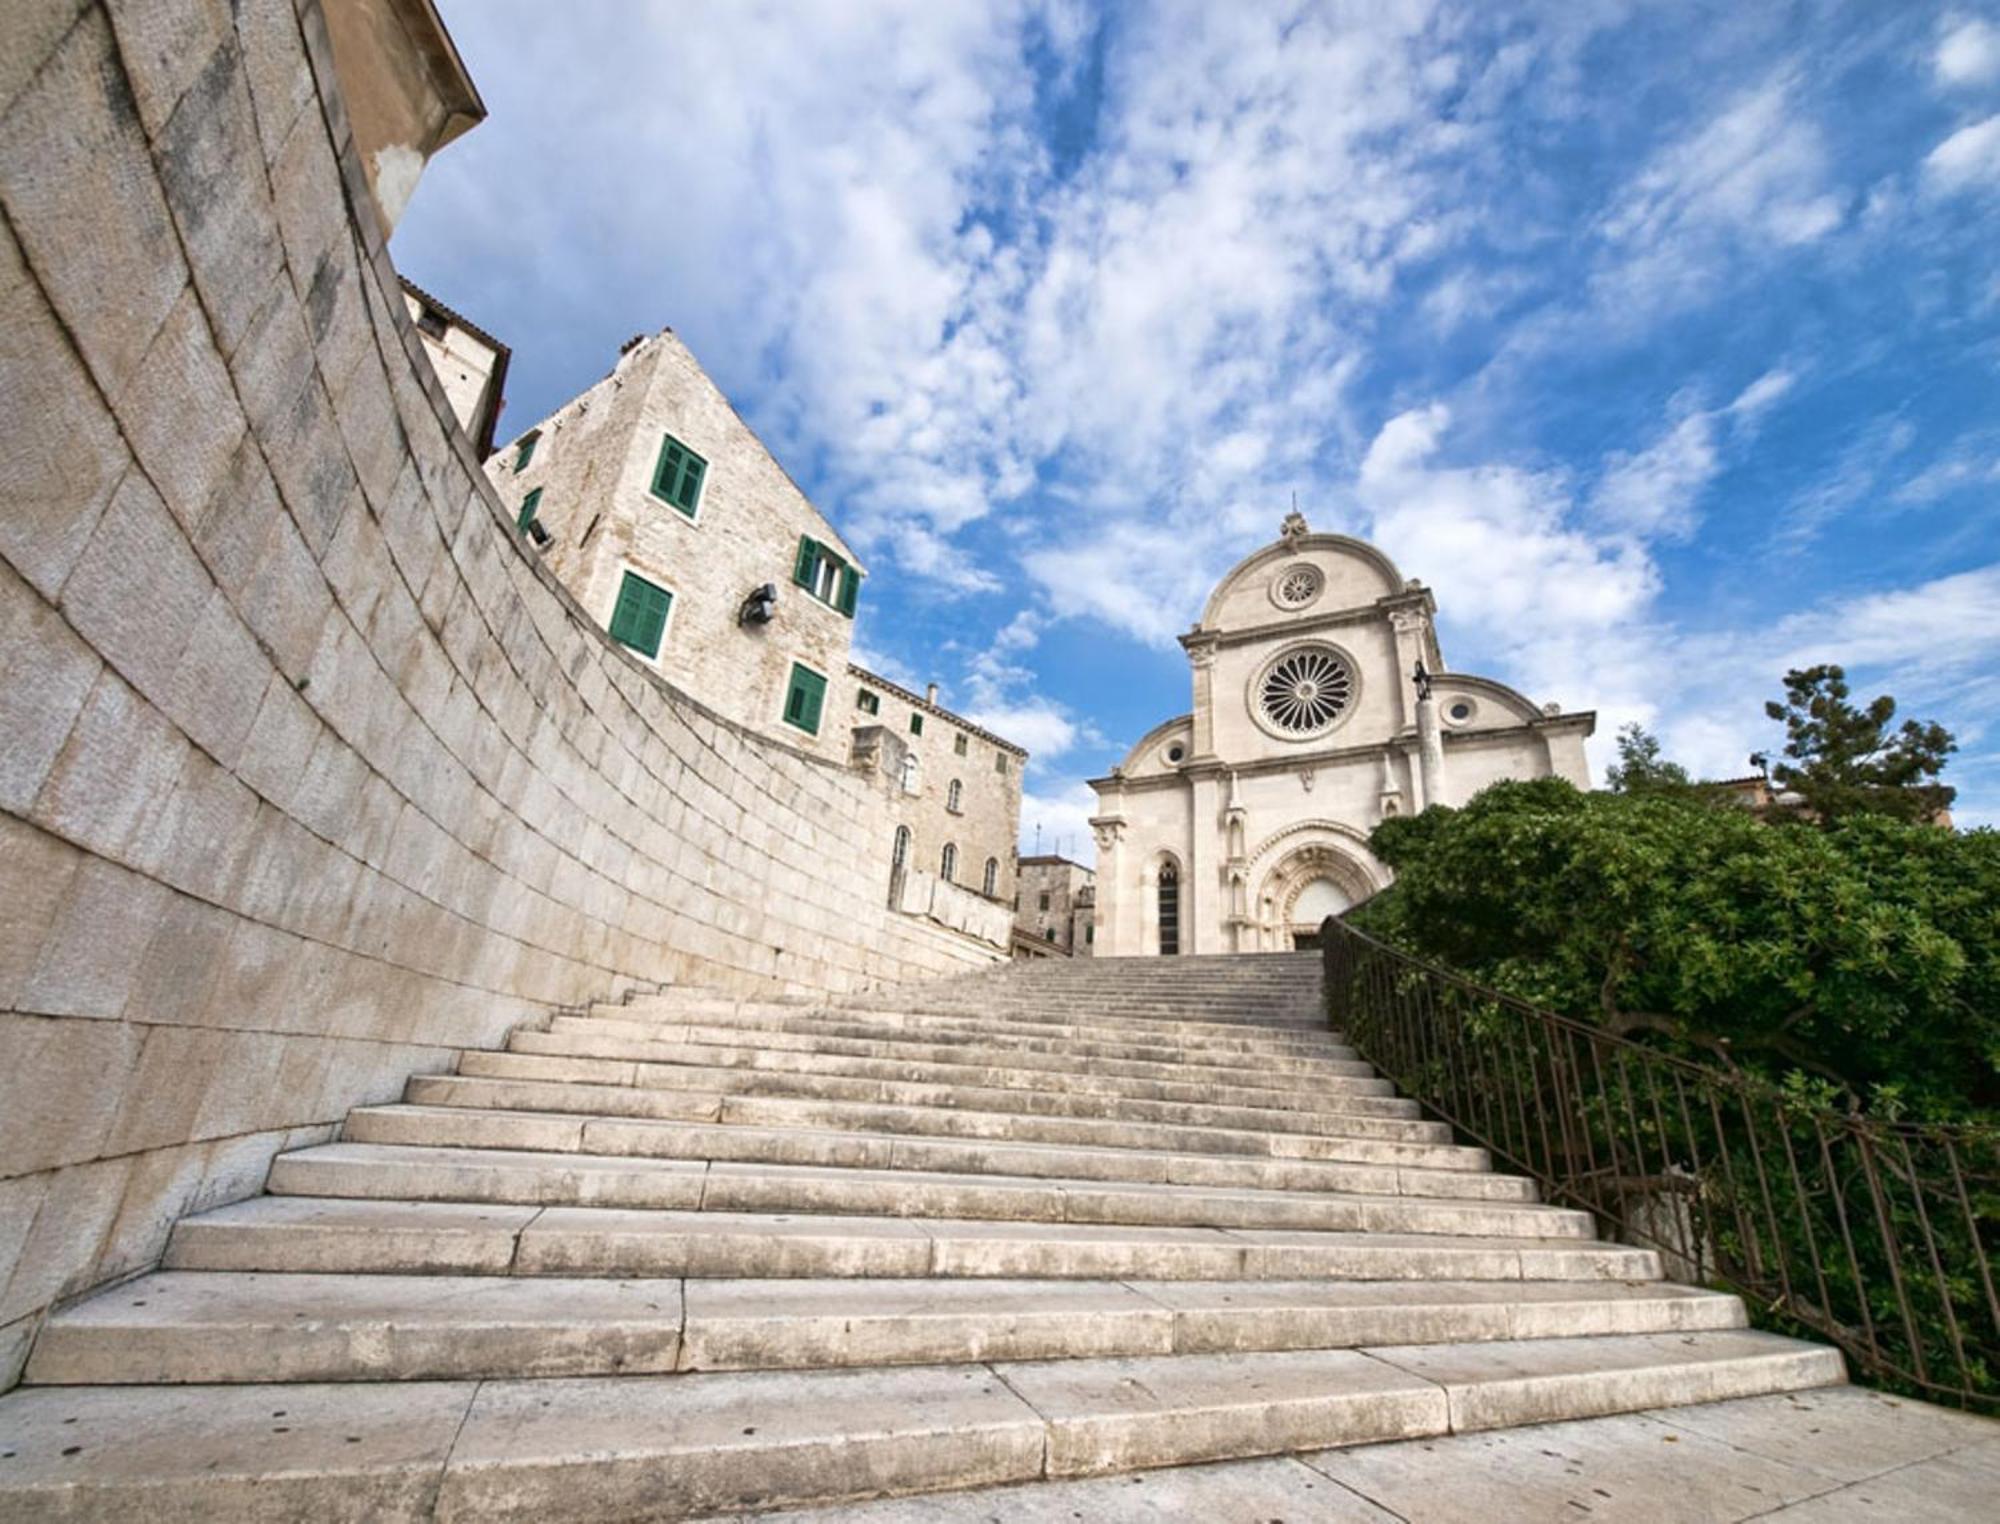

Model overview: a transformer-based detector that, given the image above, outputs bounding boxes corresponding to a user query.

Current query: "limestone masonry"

[1090,512,1594,955]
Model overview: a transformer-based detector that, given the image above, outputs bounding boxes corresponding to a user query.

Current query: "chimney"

[925,683,939,705]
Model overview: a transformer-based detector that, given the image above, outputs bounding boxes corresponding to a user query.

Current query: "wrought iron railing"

[1323,915,2000,1412]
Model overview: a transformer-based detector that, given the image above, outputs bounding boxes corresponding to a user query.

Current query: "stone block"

[234,673,321,810]
[0,0,88,122]
[0,1155,131,1323]
[0,1012,143,1177]
[116,285,246,531]
[0,10,187,402]
[189,436,283,593]
[269,102,350,316]
[59,469,214,704]
[17,854,171,1020]
[238,509,334,677]
[103,0,232,138]
[0,814,83,1013]
[153,36,285,357]
[92,1139,213,1282]
[235,0,313,158]
[264,377,359,557]
[29,670,190,870]
[161,589,270,769]
[0,218,131,600]
[0,559,101,813]
[126,889,234,1026]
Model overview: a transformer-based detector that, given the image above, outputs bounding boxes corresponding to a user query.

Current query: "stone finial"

[1280,509,1309,541]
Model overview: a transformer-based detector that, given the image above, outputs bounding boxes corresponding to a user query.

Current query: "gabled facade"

[1089,513,1595,955]
[487,330,865,756]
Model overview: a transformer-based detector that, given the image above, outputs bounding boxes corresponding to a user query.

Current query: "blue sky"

[396,1,2000,852]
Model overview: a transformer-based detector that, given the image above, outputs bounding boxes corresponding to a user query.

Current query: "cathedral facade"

[1088,515,1595,955]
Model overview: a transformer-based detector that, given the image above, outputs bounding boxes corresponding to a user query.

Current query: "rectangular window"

[792,536,861,618]
[995,753,1008,775]
[857,689,880,715]
[607,569,671,658]
[783,662,828,736]
[909,713,924,737]
[415,304,447,339]
[1038,892,1051,911]
[514,432,539,472]
[650,433,707,517]
[516,487,543,533]
[953,734,968,756]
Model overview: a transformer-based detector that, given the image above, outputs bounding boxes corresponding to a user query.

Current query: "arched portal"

[1253,837,1383,950]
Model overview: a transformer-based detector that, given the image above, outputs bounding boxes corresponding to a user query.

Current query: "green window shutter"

[836,564,859,616]
[608,571,671,658]
[517,487,543,532]
[674,452,705,513]
[651,434,708,517]
[784,663,827,735]
[515,435,537,471]
[793,536,820,588]
[909,714,924,737]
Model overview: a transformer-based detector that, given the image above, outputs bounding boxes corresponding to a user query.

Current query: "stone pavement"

[738,1385,1998,1522]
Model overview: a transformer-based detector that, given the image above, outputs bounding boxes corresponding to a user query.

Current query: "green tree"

[1358,778,1999,1118]
[1604,722,1694,795]
[1764,664,1956,824]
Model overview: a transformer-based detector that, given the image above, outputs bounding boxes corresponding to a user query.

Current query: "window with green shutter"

[650,433,707,517]
[608,570,672,658]
[514,432,539,472]
[783,662,828,735]
[857,689,880,715]
[517,487,543,533]
[791,535,861,618]
[909,713,924,737]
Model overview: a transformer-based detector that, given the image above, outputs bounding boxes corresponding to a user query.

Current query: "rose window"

[1257,646,1354,735]
[1273,564,1323,609]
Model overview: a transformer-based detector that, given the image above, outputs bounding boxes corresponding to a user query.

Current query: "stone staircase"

[0,952,1843,1519]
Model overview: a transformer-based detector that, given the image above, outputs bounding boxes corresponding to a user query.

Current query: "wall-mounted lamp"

[738,582,778,626]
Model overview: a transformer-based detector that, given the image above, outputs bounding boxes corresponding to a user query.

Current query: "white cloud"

[1893,441,2000,504]
[1589,369,1794,540]
[1936,15,2000,88]
[1017,776,1100,863]
[1923,113,2000,194]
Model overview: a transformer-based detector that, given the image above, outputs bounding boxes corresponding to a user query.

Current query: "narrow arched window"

[892,825,911,869]
[982,857,998,896]
[947,778,963,812]
[1158,860,1181,956]
[940,842,958,882]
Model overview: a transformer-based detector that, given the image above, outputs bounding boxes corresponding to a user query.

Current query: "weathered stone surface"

[435,1366,1044,1521]
[28,1271,685,1384]
[995,1348,1448,1476]
[0,1376,473,1520]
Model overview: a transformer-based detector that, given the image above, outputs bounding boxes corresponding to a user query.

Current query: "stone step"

[25,1272,1745,1385]
[162,1197,1657,1282]
[460,1051,1431,1140]
[400,1074,1450,1162]
[0,1334,1843,1519]
[556,1014,1386,1095]
[345,1101,1492,1182]
[269,1143,1571,1233]
[512,1027,1396,1119]
[592,1003,1359,1063]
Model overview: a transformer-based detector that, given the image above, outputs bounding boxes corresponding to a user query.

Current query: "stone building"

[851,666,1026,921]
[1089,514,1595,955]
[1014,854,1095,956]
[486,330,870,761]
[401,277,508,459]
[486,331,1025,923]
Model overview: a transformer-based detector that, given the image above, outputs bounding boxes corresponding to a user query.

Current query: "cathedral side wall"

[0,0,991,1382]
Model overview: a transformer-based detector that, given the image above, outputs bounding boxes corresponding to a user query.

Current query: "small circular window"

[1253,644,1355,739]
[1444,697,1476,726]
[1165,743,1186,764]
[1270,563,1324,610]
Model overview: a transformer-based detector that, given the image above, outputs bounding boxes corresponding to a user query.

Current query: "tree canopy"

[1764,664,1956,824]
[1356,779,2000,1119]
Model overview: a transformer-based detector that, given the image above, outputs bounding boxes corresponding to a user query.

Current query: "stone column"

[1089,815,1128,953]
[1187,770,1223,954]
[1183,635,1220,757]
[1416,690,1447,810]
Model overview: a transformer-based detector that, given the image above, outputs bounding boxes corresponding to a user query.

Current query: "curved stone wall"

[0,0,992,1379]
